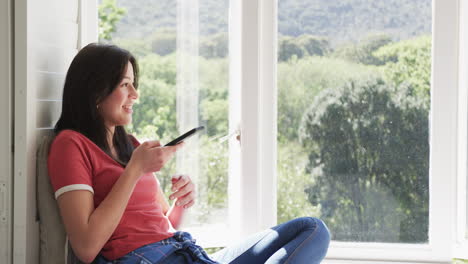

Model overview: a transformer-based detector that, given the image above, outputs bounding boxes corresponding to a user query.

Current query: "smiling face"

[98,61,138,132]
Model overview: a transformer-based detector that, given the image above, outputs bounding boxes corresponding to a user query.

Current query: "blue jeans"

[94,217,330,264]
[212,217,330,264]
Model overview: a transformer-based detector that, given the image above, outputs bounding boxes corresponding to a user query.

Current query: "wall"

[13,0,97,263]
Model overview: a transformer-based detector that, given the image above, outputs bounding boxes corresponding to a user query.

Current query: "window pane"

[277,0,432,243]
[98,0,230,245]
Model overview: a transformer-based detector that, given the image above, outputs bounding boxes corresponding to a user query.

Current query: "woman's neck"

[106,126,115,149]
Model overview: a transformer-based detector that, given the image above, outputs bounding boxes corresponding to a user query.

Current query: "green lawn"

[454,260,468,264]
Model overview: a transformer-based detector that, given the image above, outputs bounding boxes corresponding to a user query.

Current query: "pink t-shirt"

[47,129,173,260]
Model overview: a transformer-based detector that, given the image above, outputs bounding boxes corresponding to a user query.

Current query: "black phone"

[164,126,205,146]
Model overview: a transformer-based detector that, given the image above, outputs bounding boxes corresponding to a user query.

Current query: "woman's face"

[98,61,138,130]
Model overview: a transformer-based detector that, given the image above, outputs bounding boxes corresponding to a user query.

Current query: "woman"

[48,43,330,264]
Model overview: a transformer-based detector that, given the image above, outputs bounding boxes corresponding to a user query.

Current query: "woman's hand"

[169,174,196,209]
[128,141,184,175]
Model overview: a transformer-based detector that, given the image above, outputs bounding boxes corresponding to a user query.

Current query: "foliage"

[98,0,127,41]
[115,30,228,59]
[199,57,229,137]
[113,38,152,58]
[194,136,229,222]
[278,35,331,61]
[149,29,177,56]
[277,56,379,143]
[277,142,320,223]
[299,78,429,242]
[278,0,431,45]
[111,0,228,38]
[332,34,393,65]
[374,35,432,104]
[110,0,430,47]
[200,33,228,59]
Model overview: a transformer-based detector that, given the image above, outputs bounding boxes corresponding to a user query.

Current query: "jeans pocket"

[113,252,152,264]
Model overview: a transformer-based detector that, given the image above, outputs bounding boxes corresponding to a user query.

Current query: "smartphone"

[164,126,205,146]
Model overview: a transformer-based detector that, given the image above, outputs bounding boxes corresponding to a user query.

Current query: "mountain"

[111,0,431,45]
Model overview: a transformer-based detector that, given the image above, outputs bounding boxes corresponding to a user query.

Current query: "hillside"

[111,0,431,45]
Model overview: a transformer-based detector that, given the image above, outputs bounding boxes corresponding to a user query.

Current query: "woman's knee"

[295,217,331,242]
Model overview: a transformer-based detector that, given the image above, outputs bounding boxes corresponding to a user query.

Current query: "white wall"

[13,0,97,263]
[0,0,12,263]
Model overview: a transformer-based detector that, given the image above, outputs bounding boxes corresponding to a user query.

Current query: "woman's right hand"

[128,140,184,175]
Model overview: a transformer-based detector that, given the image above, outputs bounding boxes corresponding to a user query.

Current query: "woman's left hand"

[169,174,196,209]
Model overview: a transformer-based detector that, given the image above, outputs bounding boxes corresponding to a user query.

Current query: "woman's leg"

[211,217,330,264]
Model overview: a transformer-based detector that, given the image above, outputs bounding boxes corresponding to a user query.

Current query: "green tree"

[194,136,229,222]
[276,56,381,226]
[299,78,429,242]
[199,57,229,137]
[278,35,331,62]
[112,38,152,58]
[374,35,431,104]
[149,28,177,56]
[277,56,379,143]
[98,0,127,41]
[332,34,393,65]
[296,35,331,57]
[200,33,228,59]
[277,142,320,224]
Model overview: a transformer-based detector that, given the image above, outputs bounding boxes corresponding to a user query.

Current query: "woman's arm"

[57,164,140,263]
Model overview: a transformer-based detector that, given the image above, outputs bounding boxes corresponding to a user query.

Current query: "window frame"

[78,0,98,49]
[235,0,460,262]
[233,0,278,240]
[454,0,468,259]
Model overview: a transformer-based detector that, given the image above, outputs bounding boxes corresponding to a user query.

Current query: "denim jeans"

[211,217,330,264]
[94,217,330,264]
[93,232,216,264]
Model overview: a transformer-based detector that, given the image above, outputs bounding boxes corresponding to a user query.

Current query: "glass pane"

[98,0,230,245]
[277,0,432,243]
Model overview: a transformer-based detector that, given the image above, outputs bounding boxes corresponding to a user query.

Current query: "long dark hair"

[54,43,139,166]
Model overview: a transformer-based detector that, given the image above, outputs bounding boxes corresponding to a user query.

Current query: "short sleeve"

[47,134,94,199]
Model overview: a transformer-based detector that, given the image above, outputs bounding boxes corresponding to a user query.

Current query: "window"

[238,0,459,262]
[277,0,431,244]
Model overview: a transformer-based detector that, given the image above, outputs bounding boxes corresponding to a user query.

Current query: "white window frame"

[454,0,468,259]
[78,0,98,49]
[230,0,278,240]
[235,0,461,263]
